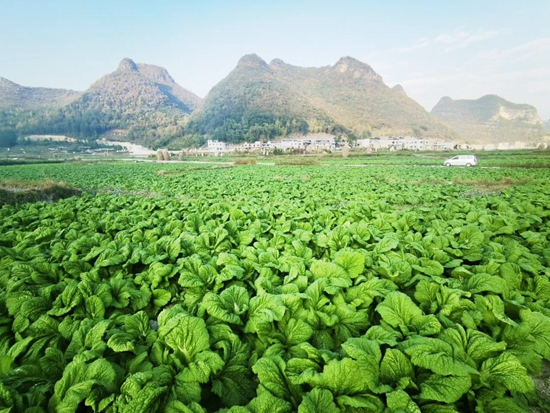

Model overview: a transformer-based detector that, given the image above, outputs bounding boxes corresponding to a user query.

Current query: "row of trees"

[0,107,367,149]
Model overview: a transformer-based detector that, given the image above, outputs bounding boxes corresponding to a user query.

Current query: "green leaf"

[478,397,529,413]
[402,336,478,376]
[335,394,384,411]
[95,248,126,267]
[164,315,209,363]
[380,349,413,387]
[376,292,423,329]
[341,337,383,392]
[419,374,471,403]
[364,325,402,347]
[125,311,152,338]
[458,226,484,247]
[166,237,182,261]
[376,291,441,336]
[475,295,516,326]
[51,358,116,413]
[153,289,171,308]
[499,262,523,291]
[107,332,135,353]
[245,293,286,333]
[282,318,313,346]
[420,404,460,413]
[164,400,205,413]
[310,260,352,288]
[245,391,293,413]
[298,388,339,413]
[480,352,534,393]
[386,390,421,412]
[521,309,550,359]
[374,235,399,254]
[333,250,364,278]
[300,358,373,397]
[202,285,250,325]
[439,326,506,365]
[85,295,105,319]
[412,258,444,277]
[465,273,507,294]
[252,356,302,404]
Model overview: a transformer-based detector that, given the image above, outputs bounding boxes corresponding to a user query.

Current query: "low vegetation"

[0,161,549,412]
[0,179,81,206]
[233,158,257,165]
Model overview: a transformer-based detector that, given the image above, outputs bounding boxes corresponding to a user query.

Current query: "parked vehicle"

[444,154,477,167]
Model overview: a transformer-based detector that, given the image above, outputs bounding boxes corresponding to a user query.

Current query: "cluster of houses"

[195,134,537,156]
[194,134,459,155]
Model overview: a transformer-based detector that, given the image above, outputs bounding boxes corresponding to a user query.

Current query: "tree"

[0,129,17,148]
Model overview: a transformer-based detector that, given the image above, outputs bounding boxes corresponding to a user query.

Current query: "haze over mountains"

[0,77,80,110]
[0,55,548,148]
[186,54,458,143]
[431,95,548,144]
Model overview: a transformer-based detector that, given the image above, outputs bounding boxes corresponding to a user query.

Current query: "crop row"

[0,163,549,412]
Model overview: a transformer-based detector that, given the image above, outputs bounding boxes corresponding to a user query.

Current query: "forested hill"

[4,55,549,148]
[80,58,201,114]
[186,54,460,143]
[0,77,80,110]
[184,54,333,142]
[431,95,549,144]
[0,59,201,148]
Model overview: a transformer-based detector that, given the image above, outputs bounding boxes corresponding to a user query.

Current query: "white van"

[443,155,477,167]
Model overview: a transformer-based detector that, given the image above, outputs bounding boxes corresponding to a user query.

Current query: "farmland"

[1,159,550,412]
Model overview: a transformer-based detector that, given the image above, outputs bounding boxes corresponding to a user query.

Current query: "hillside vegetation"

[0,59,202,148]
[187,55,460,144]
[3,55,549,148]
[431,95,549,144]
[0,77,80,110]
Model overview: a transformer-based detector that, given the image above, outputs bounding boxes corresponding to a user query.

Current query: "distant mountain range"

[0,77,80,110]
[186,54,459,143]
[1,55,548,147]
[0,59,201,147]
[431,95,548,144]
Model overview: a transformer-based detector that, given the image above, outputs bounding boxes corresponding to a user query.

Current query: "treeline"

[0,105,190,148]
[0,107,116,138]
[186,112,309,144]
[0,105,363,149]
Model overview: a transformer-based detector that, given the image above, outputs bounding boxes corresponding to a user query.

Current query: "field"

[1,157,550,412]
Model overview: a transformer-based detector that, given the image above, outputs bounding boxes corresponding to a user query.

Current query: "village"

[190,134,532,157]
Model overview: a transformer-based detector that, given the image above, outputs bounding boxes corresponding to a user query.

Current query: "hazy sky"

[1,0,549,118]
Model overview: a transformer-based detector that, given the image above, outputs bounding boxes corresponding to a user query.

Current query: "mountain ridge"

[0,59,202,147]
[0,77,81,110]
[431,94,548,144]
[2,55,548,147]
[187,54,460,143]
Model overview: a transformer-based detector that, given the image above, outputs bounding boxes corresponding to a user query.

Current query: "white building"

[207,140,227,151]
[262,133,336,152]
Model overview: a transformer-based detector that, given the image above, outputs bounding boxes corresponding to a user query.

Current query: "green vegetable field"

[1,161,550,412]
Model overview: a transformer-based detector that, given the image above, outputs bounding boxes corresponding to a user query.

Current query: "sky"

[1,0,549,119]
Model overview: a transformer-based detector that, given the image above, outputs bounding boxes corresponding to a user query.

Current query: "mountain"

[431,95,549,144]
[0,77,80,110]
[0,58,202,147]
[544,119,550,131]
[187,54,459,143]
[185,54,333,142]
[78,58,200,114]
[391,84,407,95]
